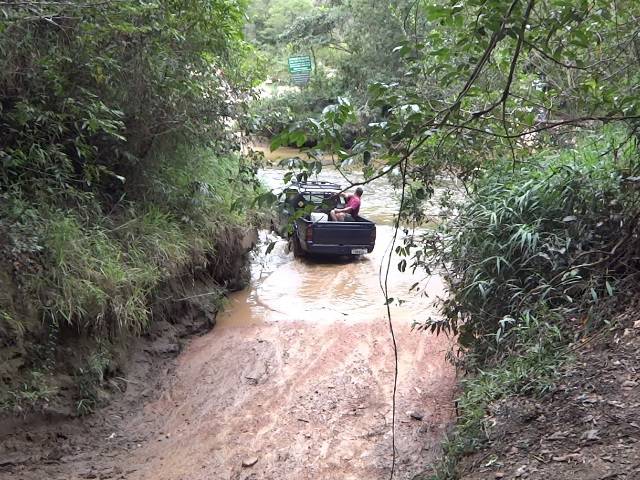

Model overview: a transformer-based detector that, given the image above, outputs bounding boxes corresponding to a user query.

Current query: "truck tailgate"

[311,222,373,245]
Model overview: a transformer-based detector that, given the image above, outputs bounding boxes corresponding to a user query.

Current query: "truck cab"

[279,181,376,258]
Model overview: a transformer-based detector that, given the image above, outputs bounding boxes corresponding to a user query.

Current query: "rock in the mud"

[43,402,76,419]
[0,452,31,467]
[145,339,180,356]
[408,410,424,421]
[580,428,601,442]
[514,465,528,477]
[242,457,259,468]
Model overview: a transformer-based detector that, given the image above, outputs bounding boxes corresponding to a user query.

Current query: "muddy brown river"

[1,165,458,480]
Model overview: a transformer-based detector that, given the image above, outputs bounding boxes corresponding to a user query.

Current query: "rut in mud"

[1,167,458,480]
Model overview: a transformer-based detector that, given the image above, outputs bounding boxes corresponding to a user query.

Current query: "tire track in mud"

[116,306,455,480]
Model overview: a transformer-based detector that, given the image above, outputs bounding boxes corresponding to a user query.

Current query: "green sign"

[288,55,312,74]
[288,55,312,86]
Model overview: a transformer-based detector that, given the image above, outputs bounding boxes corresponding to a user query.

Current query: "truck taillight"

[370,228,376,243]
[306,225,313,242]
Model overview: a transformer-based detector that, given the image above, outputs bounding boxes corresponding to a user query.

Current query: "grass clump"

[0,371,58,413]
[75,345,113,416]
[429,312,567,479]
[39,212,157,333]
[0,308,25,340]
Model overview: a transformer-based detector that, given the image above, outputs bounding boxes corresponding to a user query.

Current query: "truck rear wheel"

[291,235,304,258]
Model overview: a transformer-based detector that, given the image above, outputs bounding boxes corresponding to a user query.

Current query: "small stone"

[242,457,259,468]
[514,465,528,477]
[581,429,600,442]
[582,414,594,423]
[547,430,567,440]
[408,411,424,421]
[495,473,505,479]
[552,453,582,462]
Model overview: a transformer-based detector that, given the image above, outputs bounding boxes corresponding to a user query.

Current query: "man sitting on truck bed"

[330,187,363,221]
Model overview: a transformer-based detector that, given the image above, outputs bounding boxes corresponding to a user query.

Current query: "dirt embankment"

[457,310,640,480]
[0,226,258,419]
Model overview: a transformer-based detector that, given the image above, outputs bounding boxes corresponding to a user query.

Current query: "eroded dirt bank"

[457,310,640,480]
[1,169,458,480]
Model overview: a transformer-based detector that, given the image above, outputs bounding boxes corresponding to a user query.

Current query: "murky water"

[217,226,445,330]
[218,164,456,330]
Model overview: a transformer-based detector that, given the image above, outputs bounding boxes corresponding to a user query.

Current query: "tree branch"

[473,0,536,119]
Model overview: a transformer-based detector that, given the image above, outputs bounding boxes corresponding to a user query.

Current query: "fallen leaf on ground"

[581,429,601,442]
[547,430,568,440]
[552,453,582,462]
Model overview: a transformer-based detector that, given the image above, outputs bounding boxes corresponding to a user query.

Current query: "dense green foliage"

[246,70,342,138]
[416,131,640,357]
[1,0,255,192]
[0,1,265,412]
[245,0,423,139]
[260,0,640,174]
[3,149,258,333]
[0,0,260,328]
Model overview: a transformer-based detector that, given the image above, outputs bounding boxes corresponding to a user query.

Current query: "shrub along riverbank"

[417,130,640,478]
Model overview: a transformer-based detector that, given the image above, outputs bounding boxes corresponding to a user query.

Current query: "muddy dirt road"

[2,168,457,480]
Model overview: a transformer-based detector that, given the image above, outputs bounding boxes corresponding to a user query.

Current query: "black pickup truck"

[278,181,376,258]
